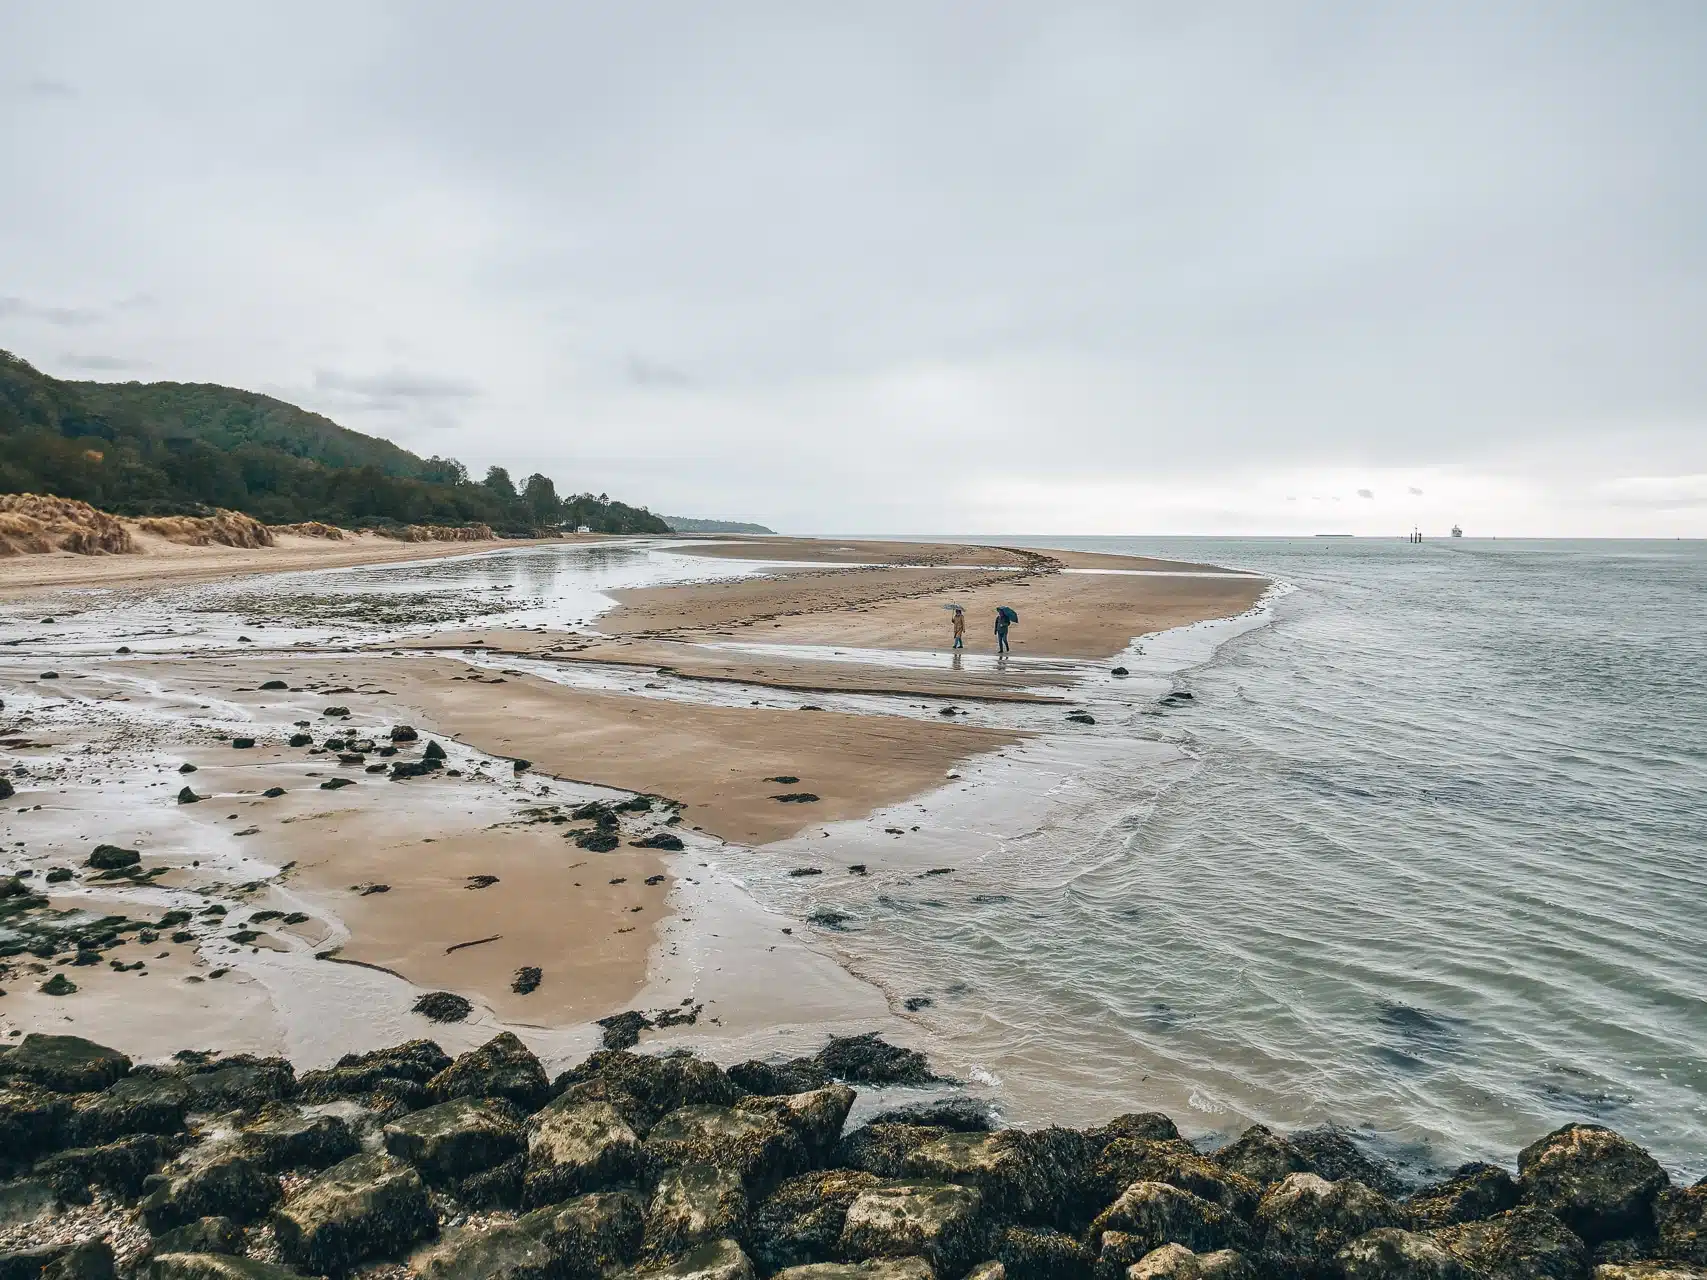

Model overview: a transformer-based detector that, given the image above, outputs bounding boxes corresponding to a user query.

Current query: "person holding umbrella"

[994,604,1018,654]
[951,605,966,649]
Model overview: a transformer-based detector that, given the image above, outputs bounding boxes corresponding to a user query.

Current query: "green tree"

[522,472,560,527]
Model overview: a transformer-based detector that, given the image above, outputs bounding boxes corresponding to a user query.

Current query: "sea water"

[796,536,1707,1176]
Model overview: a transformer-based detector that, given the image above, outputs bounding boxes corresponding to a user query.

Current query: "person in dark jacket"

[994,608,1011,654]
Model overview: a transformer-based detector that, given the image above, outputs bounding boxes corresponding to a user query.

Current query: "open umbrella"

[997,605,1019,624]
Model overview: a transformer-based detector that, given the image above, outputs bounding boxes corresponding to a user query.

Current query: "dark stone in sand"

[1111,666,1129,676]
[259,681,288,690]
[1066,713,1096,724]
[413,991,473,1023]
[337,753,366,765]
[38,672,57,680]
[0,875,26,898]
[177,787,202,804]
[178,763,197,773]
[423,740,447,760]
[3,1033,131,1093]
[262,786,286,798]
[139,1151,280,1231]
[597,1012,655,1050]
[815,1033,935,1086]
[45,868,73,883]
[426,1032,551,1112]
[86,844,140,871]
[512,967,542,995]
[321,706,350,718]
[1518,1123,1670,1245]
[632,833,685,851]
[1410,1162,1521,1228]
[902,996,931,1011]
[576,830,621,852]
[847,865,868,876]
[789,867,824,877]
[319,777,354,790]
[391,760,441,780]
[231,738,256,750]
[807,911,850,929]
[288,734,312,747]
[0,779,12,802]
[391,725,418,742]
[150,1217,243,1256]
[767,776,802,785]
[773,793,821,803]
[271,1150,435,1274]
[513,759,531,773]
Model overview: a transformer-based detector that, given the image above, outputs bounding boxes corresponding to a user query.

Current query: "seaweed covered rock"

[994,1224,1093,1279]
[1084,1113,1182,1150]
[523,1098,644,1208]
[838,1182,987,1278]
[1089,1182,1254,1257]
[382,1096,524,1183]
[1210,1125,1313,1187]
[1252,1174,1404,1271]
[553,1050,739,1133]
[1519,1125,1670,1245]
[1336,1227,1475,1279]
[1288,1127,1407,1198]
[1432,1205,1590,1280]
[0,1083,72,1159]
[1591,1265,1707,1279]
[525,1189,647,1276]
[645,1104,807,1191]
[65,1074,192,1145]
[426,1032,551,1112]
[1656,1185,1707,1264]
[866,1098,995,1134]
[1122,1242,1256,1278]
[1409,1161,1522,1228]
[749,1169,885,1274]
[408,1222,556,1280]
[34,1133,173,1199]
[616,1238,755,1279]
[145,1254,310,1279]
[171,1056,296,1113]
[645,1164,749,1258]
[814,1035,936,1086]
[835,1125,949,1179]
[2,1033,131,1094]
[770,1261,934,1279]
[271,1150,435,1274]
[139,1152,281,1231]
[296,1040,451,1107]
[902,1128,1090,1227]
[149,1218,243,1257]
[1088,1139,1261,1221]
[735,1086,856,1166]
[239,1108,360,1172]
[727,1059,832,1098]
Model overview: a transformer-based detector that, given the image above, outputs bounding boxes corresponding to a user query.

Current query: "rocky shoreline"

[1,1032,1702,1280]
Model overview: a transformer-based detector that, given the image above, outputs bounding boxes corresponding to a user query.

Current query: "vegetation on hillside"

[0,351,669,536]
[663,516,777,534]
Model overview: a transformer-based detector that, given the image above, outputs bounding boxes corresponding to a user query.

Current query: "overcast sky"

[3,2,1703,535]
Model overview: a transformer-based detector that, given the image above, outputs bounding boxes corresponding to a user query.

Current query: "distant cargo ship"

[1451,525,1463,537]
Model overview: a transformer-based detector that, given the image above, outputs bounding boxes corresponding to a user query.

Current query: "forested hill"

[0,350,669,535]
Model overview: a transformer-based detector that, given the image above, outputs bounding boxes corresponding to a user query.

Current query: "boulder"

[1409,1162,1522,1228]
[1122,1243,1256,1278]
[866,1099,996,1134]
[409,1220,557,1280]
[139,1152,281,1231]
[2,1034,131,1093]
[645,1164,749,1258]
[902,1128,1088,1226]
[0,1084,72,1159]
[523,1189,646,1276]
[1089,1182,1254,1256]
[426,1033,551,1112]
[836,1125,950,1179]
[553,1050,739,1132]
[1657,1185,1707,1264]
[1432,1205,1591,1280]
[1210,1126,1313,1187]
[1336,1227,1475,1279]
[1519,1125,1670,1245]
[145,1256,311,1280]
[814,1034,935,1086]
[1288,1129,1407,1199]
[838,1182,987,1278]
[1253,1174,1404,1269]
[270,1150,436,1274]
[456,1153,524,1210]
[522,1098,644,1208]
[383,1097,524,1182]
[728,1059,833,1098]
[749,1170,885,1274]
[736,1086,856,1166]
[35,1133,172,1198]
[963,1265,1007,1280]
[771,1262,935,1279]
[66,1074,192,1145]
[645,1104,806,1191]
[994,1224,1093,1279]
[1591,1266,1707,1279]
[228,1108,352,1173]
[296,1040,451,1105]
[1083,1114,1182,1150]
[615,1238,754,1279]
[1088,1140,1260,1220]
[174,1057,296,1113]
[150,1218,243,1256]
[35,1241,116,1280]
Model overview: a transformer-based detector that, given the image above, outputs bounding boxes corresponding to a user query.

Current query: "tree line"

[0,350,669,535]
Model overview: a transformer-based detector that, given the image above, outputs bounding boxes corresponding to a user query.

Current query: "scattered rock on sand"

[40,974,79,995]
[423,740,447,761]
[773,793,821,804]
[262,786,286,798]
[512,967,542,995]
[632,833,686,851]
[319,777,355,791]
[176,787,201,804]
[412,991,473,1023]
[86,844,140,871]
[287,733,312,746]
[597,1012,655,1051]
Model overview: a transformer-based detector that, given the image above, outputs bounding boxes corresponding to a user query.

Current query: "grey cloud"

[626,357,692,390]
[0,295,102,326]
[25,77,74,97]
[313,368,481,403]
[59,352,145,371]
[1408,487,1425,495]
[1357,489,1375,499]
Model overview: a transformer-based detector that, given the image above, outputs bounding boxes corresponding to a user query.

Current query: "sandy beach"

[0,534,1269,1075]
